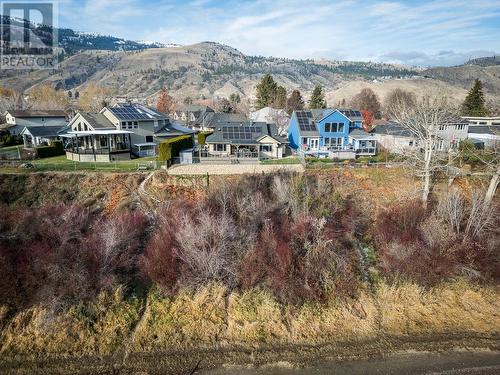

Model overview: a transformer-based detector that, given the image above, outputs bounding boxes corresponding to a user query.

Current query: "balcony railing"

[66,146,130,155]
[199,151,260,159]
[356,147,377,154]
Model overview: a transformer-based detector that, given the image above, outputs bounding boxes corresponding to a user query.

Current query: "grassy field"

[261,157,301,165]
[8,155,160,172]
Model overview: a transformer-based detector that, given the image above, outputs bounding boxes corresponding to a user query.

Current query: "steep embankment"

[0,170,498,374]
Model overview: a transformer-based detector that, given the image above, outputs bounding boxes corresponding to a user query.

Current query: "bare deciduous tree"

[387,95,459,204]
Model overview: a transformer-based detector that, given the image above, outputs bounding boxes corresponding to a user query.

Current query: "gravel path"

[166,163,304,175]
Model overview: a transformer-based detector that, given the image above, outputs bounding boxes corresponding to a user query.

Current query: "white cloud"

[58,0,500,66]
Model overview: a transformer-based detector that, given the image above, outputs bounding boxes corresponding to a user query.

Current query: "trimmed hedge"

[158,135,194,162]
[197,131,213,145]
[35,140,64,159]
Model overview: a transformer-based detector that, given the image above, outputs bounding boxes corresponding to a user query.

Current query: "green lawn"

[261,157,301,165]
[27,155,160,172]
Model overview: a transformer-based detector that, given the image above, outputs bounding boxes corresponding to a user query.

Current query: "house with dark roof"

[288,108,376,158]
[467,125,500,148]
[371,120,418,152]
[1,110,68,135]
[20,125,67,148]
[62,103,195,162]
[202,121,288,161]
[171,105,215,129]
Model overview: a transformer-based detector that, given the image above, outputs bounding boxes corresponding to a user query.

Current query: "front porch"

[200,143,270,162]
[62,130,133,162]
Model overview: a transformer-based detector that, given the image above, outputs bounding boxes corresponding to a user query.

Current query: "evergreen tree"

[274,86,287,109]
[308,84,327,109]
[286,90,305,114]
[461,79,488,116]
[255,74,278,109]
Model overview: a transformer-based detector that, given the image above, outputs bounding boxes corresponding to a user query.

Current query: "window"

[409,141,414,147]
[439,124,445,130]
[349,121,355,129]
[215,144,226,151]
[261,145,272,152]
[331,123,337,132]
[100,136,108,147]
[134,121,138,128]
[324,138,330,146]
[121,121,126,129]
[325,123,331,132]
[128,121,133,129]
[145,136,154,143]
[153,120,158,128]
[338,123,344,132]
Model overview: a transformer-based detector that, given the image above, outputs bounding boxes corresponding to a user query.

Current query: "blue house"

[288,109,376,158]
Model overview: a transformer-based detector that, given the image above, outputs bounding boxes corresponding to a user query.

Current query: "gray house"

[63,103,195,162]
[20,125,66,148]
[1,110,68,135]
[202,121,288,161]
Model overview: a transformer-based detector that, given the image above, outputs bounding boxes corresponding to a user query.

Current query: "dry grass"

[132,284,227,350]
[0,288,140,357]
[1,283,499,358]
[226,289,289,345]
[289,292,377,344]
[378,280,500,336]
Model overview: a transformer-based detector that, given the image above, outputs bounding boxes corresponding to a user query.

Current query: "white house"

[371,121,418,152]
[467,125,500,148]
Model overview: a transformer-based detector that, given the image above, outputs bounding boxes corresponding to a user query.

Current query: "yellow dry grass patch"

[289,292,377,344]
[378,281,500,336]
[0,288,140,357]
[132,284,226,350]
[225,289,290,345]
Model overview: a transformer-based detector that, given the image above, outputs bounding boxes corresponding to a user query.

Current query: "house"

[462,116,500,126]
[249,106,289,135]
[62,103,195,162]
[371,120,418,152]
[204,112,248,130]
[288,108,376,159]
[202,121,288,162]
[171,105,215,129]
[63,112,133,162]
[0,110,67,135]
[435,117,469,151]
[20,125,66,148]
[467,125,500,148]
[371,117,470,154]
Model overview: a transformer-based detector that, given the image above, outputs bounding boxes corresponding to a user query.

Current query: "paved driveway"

[166,163,304,175]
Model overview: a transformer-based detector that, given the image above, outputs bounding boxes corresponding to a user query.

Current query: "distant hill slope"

[0,18,499,107]
[0,15,169,54]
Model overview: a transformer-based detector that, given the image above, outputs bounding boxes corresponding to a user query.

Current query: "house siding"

[288,112,302,149]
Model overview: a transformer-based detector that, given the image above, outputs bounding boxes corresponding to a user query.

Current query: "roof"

[348,128,375,140]
[154,120,196,137]
[371,121,413,137]
[6,110,67,118]
[79,112,115,129]
[249,107,289,123]
[310,108,363,122]
[21,125,64,137]
[108,103,167,121]
[206,121,286,144]
[204,112,248,127]
[468,125,500,135]
[175,105,214,114]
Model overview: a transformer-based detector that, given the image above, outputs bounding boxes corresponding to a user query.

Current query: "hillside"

[0,15,499,106]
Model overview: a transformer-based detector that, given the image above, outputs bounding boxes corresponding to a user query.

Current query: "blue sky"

[56,0,500,66]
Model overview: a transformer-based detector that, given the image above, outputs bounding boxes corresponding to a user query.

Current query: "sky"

[53,0,500,66]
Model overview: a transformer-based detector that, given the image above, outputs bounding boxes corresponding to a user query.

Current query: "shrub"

[35,140,64,158]
[197,131,213,145]
[158,135,193,162]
